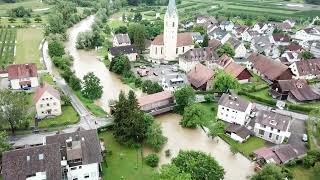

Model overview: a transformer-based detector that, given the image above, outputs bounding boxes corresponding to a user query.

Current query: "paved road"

[9,41,114,146]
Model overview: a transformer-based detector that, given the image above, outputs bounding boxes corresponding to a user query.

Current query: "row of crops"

[0,28,16,70]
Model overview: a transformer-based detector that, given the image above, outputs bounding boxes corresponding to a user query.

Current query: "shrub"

[145,154,159,167]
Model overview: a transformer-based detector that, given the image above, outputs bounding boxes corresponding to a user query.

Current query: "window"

[84,174,90,178]
[155,47,157,54]
[38,154,44,160]
[222,107,224,110]
[40,104,43,108]
[263,125,266,128]
[42,98,45,101]
[47,103,50,107]
[161,47,163,54]
[172,22,175,27]
[50,97,53,100]
[276,135,279,140]
[278,129,280,133]
[73,178,78,180]
[271,127,274,131]
[79,166,82,169]
[269,133,272,138]
[182,47,185,53]
[53,102,56,106]
[227,109,229,111]
[259,129,264,135]
[71,167,77,170]
[176,48,178,54]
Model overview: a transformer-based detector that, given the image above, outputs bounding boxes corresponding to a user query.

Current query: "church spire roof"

[167,0,176,15]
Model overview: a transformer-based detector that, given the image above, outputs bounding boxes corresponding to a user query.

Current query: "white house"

[242,30,259,42]
[281,51,299,63]
[310,41,320,58]
[294,27,320,41]
[252,23,269,34]
[7,63,39,90]
[217,93,253,125]
[2,129,103,180]
[290,59,320,79]
[108,45,138,62]
[220,21,234,31]
[270,34,290,46]
[225,124,251,143]
[253,110,291,144]
[112,33,131,47]
[34,83,62,119]
[232,25,248,39]
[208,28,231,44]
[192,32,204,44]
[225,37,246,58]
[161,74,187,91]
[149,0,194,62]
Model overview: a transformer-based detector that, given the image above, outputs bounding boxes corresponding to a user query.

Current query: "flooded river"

[66,16,254,180]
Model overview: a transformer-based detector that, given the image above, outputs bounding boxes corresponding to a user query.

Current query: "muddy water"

[64,15,141,112]
[152,114,255,180]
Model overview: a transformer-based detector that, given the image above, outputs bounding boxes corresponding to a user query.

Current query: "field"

[0,28,16,70]
[15,28,43,69]
[0,0,52,16]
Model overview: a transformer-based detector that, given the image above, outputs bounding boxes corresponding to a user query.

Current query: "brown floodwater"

[147,113,255,180]
[64,15,142,112]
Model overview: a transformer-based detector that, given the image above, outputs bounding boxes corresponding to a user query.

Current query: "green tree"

[34,17,42,23]
[45,14,66,36]
[212,70,239,93]
[299,51,315,60]
[8,17,16,23]
[81,72,103,100]
[181,104,207,128]
[152,164,192,180]
[174,85,196,113]
[109,54,131,74]
[48,38,65,57]
[130,24,147,53]
[202,34,209,47]
[133,12,142,22]
[208,121,225,138]
[192,25,206,35]
[217,43,235,58]
[251,164,285,180]
[0,90,30,134]
[145,121,167,151]
[145,153,159,167]
[114,26,128,34]
[69,75,82,91]
[172,150,225,180]
[0,131,11,159]
[278,45,286,56]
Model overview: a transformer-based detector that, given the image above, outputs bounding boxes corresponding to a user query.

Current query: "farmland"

[0,28,16,70]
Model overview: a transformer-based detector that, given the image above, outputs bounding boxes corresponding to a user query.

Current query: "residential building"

[217,93,253,125]
[112,33,131,47]
[149,0,194,61]
[251,35,279,58]
[270,34,290,46]
[208,28,231,44]
[310,41,320,58]
[192,32,204,44]
[283,19,295,28]
[269,79,320,102]
[232,25,248,39]
[161,74,187,91]
[247,53,293,81]
[178,47,218,72]
[287,43,304,53]
[187,64,214,91]
[294,27,320,41]
[242,30,259,42]
[281,51,299,63]
[1,129,103,180]
[225,123,251,143]
[7,63,39,90]
[196,15,218,26]
[252,23,269,34]
[108,45,138,61]
[138,91,174,115]
[34,83,62,119]
[289,58,320,79]
[226,37,247,58]
[253,110,291,144]
[208,39,222,50]
[217,55,252,83]
[219,21,234,31]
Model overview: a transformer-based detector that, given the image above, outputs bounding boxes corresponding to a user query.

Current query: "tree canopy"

[251,164,286,180]
[128,23,147,53]
[109,54,131,74]
[0,131,11,159]
[217,43,235,58]
[299,51,315,60]
[152,164,192,180]
[81,72,103,100]
[174,86,196,113]
[181,104,207,128]
[212,70,239,93]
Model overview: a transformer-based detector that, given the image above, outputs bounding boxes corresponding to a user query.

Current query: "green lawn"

[220,135,270,157]
[289,165,320,180]
[38,106,79,128]
[99,132,155,180]
[40,73,55,85]
[108,19,126,30]
[15,28,43,69]
[196,102,218,124]
[75,91,108,117]
[0,0,52,16]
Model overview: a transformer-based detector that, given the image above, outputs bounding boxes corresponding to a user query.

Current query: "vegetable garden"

[0,28,16,70]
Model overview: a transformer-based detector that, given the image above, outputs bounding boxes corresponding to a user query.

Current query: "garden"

[0,28,16,70]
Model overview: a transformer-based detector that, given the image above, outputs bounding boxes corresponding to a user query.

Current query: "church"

[149,0,194,62]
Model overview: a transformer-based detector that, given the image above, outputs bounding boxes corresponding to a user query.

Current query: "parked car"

[153,72,159,76]
[302,134,308,142]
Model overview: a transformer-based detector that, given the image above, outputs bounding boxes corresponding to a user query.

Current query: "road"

[9,41,114,146]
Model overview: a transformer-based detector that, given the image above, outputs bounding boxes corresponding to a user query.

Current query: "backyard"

[37,106,79,128]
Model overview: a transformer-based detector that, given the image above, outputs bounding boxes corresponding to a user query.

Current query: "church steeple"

[167,0,176,15]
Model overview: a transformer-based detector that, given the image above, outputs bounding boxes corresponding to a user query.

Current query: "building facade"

[7,63,39,90]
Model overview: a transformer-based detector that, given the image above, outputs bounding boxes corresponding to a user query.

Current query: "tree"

[174,85,196,113]
[45,14,66,36]
[133,12,142,22]
[278,45,286,56]
[251,164,285,180]
[109,54,131,74]
[76,31,103,49]
[0,131,11,159]
[81,72,103,100]
[299,51,315,60]
[8,17,16,23]
[22,17,31,24]
[7,6,31,18]
[0,90,30,134]
[212,70,239,93]
[217,43,235,58]
[145,121,167,151]
[172,150,225,180]
[202,34,209,47]
[145,153,159,167]
[128,24,147,53]
[34,17,42,23]
[181,104,207,128]
[127,0,139,6]
[152,164,192,180]
[208,121,225,138]
[114,26,128,34]
[48,38,65,57]
[69,75,82,91]
[192,25,206,35]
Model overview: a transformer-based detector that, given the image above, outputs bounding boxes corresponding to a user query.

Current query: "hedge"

[238,91,277,106]
[286,103,316,113]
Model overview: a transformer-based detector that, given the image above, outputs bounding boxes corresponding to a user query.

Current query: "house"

[112,33,131,47]
[187,64,214,91]
[294,27,320,41]
[232,25,248,39]
[1,129,102,180]
[7,63,39,90]
[269,79,320,102]
[253,110,291,144]
[270,34,290,46]
[179,47,218,72]
[208,28,231,44]
[283,19,295,28]
[192,32,204,44]
[289,58,320,79]
[225,123,251,143]
[138,91,174,115]
[254,144,301,164]
[219,21,234,31]
[196,15,218,26]
[217,55,252,83]
[287,43,304,53]
[161,74,187,91]
[281,51,299,63]
[34,83,62,119]
[242,30,259,42]
[252,23,269,34]
[217,93,253,125]
[108,45,138,61]
[247,53,293,81]
[310,41,320,58]
[208,39,222,50]
[251,35,279,58]
[226,37,247,58]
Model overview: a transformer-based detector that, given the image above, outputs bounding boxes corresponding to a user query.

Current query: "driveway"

[288,118,308,154]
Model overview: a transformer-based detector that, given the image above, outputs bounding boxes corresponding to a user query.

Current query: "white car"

[302,134,308,142]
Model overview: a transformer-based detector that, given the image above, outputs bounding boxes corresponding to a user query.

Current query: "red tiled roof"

[7,63,38,80]
[151,32,193,47]
[187,64,214,88]
[33,83,61,103]
[273,34,290,43]
[208,39,222,50]
[294,58,320,76]
[287,43,303,52]
[138,91,172,107]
